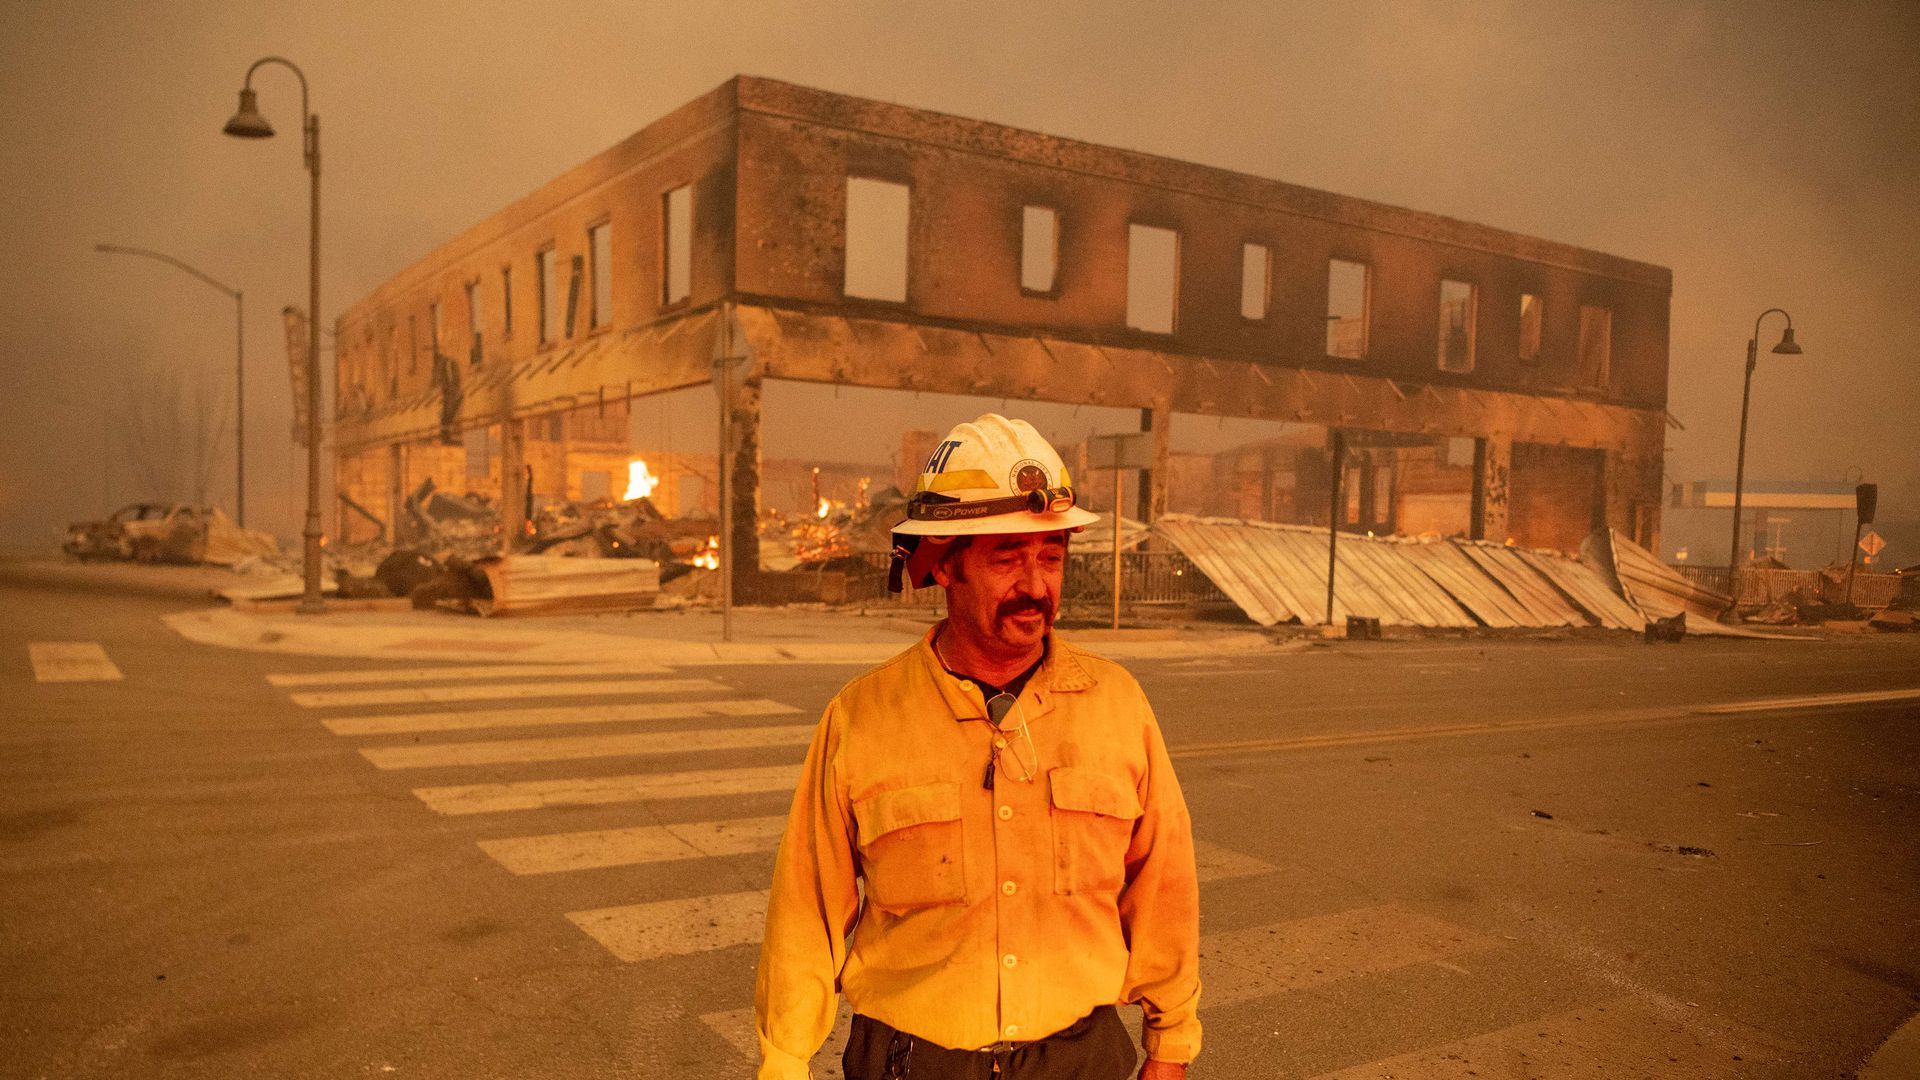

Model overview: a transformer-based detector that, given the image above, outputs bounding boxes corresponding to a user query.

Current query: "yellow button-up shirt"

[754,628,1201,1078]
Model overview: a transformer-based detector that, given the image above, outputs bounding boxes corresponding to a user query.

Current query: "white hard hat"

[888,414,1100,591]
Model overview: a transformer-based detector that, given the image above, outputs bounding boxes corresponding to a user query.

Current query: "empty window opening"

[536,247,558,346]
[1438,279,1475,372]
[663,185,692,305]
[1578,304,1612,387]
[1021,205,1058,293]
[501,265,513,338]
[844,177,910,302]
[564,255,584,338]
[589,221,612,329]
[1241,243,1271,320]
[1126,224,1179,334]
[465,281,483,366]
[1327,259,1369,359]
[1518,293,1542,363]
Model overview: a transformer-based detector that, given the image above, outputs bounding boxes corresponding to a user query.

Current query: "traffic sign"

[1859,530,1885,558]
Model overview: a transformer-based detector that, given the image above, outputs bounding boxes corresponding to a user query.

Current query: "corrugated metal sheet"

[1516,548,1644,631]
[1453,542,1587,627]
[1155,515,1651,631]
[474,556,661,617]
[1397,542,1529,628]
[1593,529,1731,622]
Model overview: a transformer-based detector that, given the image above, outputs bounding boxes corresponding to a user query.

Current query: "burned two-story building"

[332,76,1670,579]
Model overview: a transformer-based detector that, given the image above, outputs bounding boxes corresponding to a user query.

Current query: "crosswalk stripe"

[700,1003,852,1069]
[690,902,1484,1064]
[414,762,802,815]
[1193,838,1276,884]
[290,677,707,709]
[1309,993,1795,1078]
[320,690,779,736]
[362,725,815,770]
[480,815,791,875]
[28,642,124,683]
[1201,904,1495,1009]
[479,823,1274,880]
[568,889,769,963]
[266,661,671,687]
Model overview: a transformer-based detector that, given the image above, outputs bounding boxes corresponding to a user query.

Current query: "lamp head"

[222,88,275,138]
[1771,326,1802,355]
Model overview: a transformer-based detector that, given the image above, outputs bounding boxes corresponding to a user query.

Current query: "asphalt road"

[3,580,1917,1078]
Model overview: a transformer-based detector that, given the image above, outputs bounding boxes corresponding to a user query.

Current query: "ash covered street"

[5,578,1917,1078]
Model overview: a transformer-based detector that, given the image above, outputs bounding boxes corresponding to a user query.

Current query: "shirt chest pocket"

[1048,767,1142,895]
[852,781,967,911]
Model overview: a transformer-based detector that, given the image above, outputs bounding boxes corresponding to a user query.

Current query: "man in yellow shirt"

[755,415,1201,1079]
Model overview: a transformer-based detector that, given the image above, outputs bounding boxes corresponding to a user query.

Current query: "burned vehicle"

[63,503,279,566]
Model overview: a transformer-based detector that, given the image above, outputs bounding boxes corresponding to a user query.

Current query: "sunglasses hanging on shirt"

[982,692,1038,790]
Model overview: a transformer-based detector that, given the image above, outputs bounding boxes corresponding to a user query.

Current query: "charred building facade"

[333,77,1670,579]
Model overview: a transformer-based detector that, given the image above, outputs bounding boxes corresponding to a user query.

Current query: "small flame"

[691,536,720,570]
[623,459,660,501]
[816,497,832,519]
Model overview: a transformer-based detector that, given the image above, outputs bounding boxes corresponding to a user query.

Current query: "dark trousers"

[843,1006,1137,1079]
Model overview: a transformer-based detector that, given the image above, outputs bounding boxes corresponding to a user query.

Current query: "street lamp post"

[223,56,324,614]
[93,244,245,527]
[1726,308,1802,610]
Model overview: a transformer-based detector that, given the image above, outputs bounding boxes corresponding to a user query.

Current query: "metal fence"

[831,549,1227,607]
[1674,565,1903,609]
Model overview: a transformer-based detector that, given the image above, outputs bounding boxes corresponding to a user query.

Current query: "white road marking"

[1201,904,1496,1009]
[700,1003,852,1069]
[321,692,781,736]
[568,889,769,962]
[28,642,124,683]
[1193,838,1277,884]
[361,724,815,770]
[290,677,705,709]
[266,661,671,687]
[480,815,791,875]
[1309,994,1797,1078]
[1691,687,1920,715]
[413,762,802,815]
[694,903,1493,1064]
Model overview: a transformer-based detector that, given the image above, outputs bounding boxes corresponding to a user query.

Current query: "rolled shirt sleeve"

[755,703,860,1080]
[1117,703,1203,1063]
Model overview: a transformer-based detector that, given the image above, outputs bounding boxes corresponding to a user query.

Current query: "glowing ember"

[816,497,832,519]
[692,536,720,570]
[622,459,660,501]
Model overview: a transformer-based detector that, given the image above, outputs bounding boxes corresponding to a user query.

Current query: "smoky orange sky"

[1,0,1915,547]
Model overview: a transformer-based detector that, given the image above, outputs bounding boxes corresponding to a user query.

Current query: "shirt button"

[1003,953,1018,968]
[1001,880,1017,895]
[997,805,1013,820]
[994,736,1007,749]
[959,681,973,692]
[1004,1024,1020,1038]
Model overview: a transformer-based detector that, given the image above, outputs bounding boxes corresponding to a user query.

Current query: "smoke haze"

[2,0,1914,545]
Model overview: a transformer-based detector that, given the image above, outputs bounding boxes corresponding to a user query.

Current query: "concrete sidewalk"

[158,603,1277,665]
[0,551,1278,664]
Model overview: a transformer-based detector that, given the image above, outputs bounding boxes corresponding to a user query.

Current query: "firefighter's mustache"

[996,597,1054,623]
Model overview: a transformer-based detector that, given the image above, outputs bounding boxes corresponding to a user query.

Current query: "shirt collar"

[918,623,1096,724]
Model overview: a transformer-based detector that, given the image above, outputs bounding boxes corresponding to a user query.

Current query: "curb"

[1858,1013,1920,1079]
[158,606,1278,667]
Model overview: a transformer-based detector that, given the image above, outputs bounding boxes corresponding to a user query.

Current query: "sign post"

[1846,483,1879,607]
[1089,432,1154,630]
